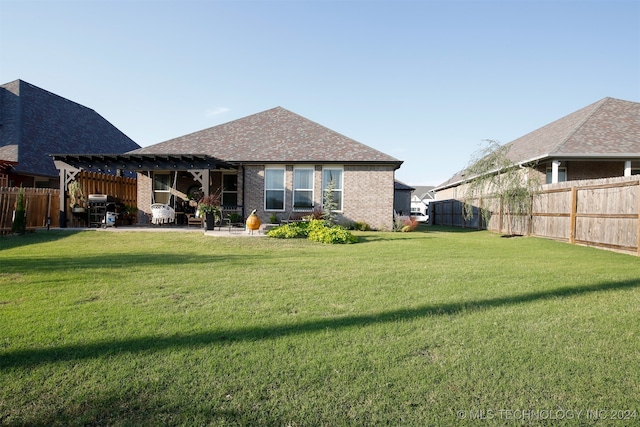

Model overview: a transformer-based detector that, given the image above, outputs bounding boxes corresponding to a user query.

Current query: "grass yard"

[1,226,639,426]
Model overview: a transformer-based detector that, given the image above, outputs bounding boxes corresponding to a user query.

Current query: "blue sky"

[1,0,638,186]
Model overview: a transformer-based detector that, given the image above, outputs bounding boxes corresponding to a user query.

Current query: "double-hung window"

[545,167,567,184]
[265,167,285,210]
[222,174,238,206]
[293,168,314,210]
[153,173,171,204]
[322,167,343,211]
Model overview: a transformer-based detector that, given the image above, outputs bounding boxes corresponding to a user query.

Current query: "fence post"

[450,200,454,226]
[569,187,577,244]
[637,181,640,256]
[527,194,533,236]
[498,196,503,234]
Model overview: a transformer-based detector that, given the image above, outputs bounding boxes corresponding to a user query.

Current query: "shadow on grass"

[3,278,639,370]
[10,387,245,427]
[0,251,245,274]
[0,229,84,252]
[356,233,433,243]
[427,225,484,233]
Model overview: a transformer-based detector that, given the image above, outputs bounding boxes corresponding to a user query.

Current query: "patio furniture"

[220,205,244,232]
[187,212,203,227]
[151,203,175,225]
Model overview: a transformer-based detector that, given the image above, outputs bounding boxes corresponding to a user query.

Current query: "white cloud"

[205,107,230,117]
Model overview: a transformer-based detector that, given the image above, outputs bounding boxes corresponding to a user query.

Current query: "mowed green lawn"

[1,227,639,426]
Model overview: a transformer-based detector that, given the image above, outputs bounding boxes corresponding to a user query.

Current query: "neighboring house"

[0,160,17,187]
[55,107,403,230]
[410,185,435,215]
[0,79,140,188]
[393,181,414,216]
[435,97,640,199]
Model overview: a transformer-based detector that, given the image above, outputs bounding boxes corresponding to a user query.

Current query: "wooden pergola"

[52,153,238,227]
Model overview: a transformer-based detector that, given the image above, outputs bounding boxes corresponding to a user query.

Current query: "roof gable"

[411,185,435,199]
[131,107,401,165]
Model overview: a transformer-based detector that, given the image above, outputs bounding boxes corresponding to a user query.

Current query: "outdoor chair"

[151,203,176,225]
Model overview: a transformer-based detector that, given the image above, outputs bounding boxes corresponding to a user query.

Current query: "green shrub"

[307,220,358,244]
[267,219,357,244]
[266,222,309,239]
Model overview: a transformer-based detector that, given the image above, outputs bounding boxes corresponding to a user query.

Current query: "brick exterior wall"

[343,165,395,230]
[565,161,626,181]
[243,165,266,219]
[136,165,396,230]
[136,172,152,224]
[241,164,396,230]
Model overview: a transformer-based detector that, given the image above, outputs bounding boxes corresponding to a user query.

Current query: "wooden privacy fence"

[1,171,137,232]
[74,171,137,207]
[431,176,640,256]
[0,187,60,233]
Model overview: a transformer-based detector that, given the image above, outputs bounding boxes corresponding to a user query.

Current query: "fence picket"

[432,176,640,255]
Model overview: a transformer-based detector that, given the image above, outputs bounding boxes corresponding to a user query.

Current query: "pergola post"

[188,169,210,196]
[54,160,81,228]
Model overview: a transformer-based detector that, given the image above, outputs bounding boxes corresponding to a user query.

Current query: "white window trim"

[153,172,171,204]
[264,166,286,211]
[293,167,315,211]
[322,166,344,212]
[546,166,567,184]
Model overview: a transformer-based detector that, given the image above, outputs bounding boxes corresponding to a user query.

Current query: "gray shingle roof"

[394,180,415,191]
[0,79,140,177]
[505,97,640,163]
[437,97,640,189]
[411,185,435,200]
[130,107,402,166]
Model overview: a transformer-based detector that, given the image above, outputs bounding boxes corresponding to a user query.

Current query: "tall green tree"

[322,179,338,225]
[12,186,27,234]
[462,139,539,236]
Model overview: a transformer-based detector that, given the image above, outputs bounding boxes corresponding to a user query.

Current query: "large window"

[293,168,314,210]
[222,174,238,206]
[153,173,171,204]
[322,167,343,211]
[265,167,285,210]
[546,167,567,184]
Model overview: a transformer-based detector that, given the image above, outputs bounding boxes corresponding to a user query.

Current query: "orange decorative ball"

[246,210,261,231]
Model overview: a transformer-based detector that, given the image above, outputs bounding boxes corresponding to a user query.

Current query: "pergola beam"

[51,154,236,172]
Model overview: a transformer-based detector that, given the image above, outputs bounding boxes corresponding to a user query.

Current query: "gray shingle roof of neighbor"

[436,97,640,189]
[394,180,415,191]
[0,79,140,177]
[130,107,402,167]
[411,185,435,200]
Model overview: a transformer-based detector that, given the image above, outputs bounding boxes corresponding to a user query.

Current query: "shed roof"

[130,107,402,167]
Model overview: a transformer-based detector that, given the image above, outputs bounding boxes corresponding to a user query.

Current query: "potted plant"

[198,190,222,230]
[228,211,243,225]
[122,205,138,225]
[68,180,86,213]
